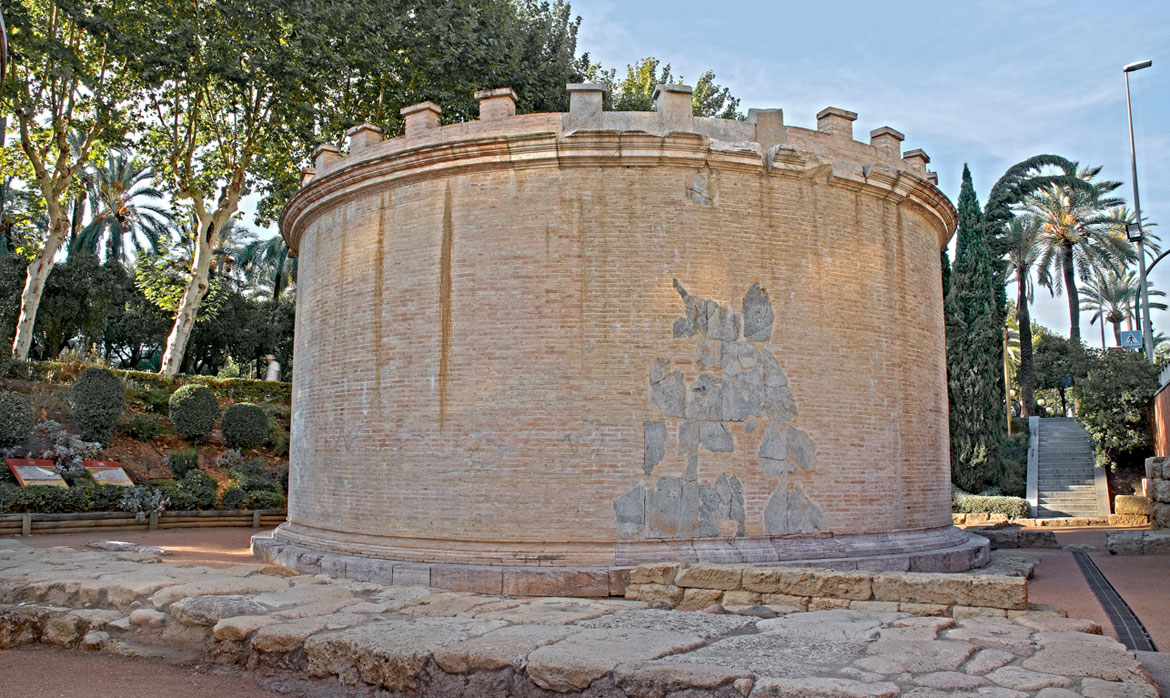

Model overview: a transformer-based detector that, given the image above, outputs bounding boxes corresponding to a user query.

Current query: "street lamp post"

[1124,59,1154,363]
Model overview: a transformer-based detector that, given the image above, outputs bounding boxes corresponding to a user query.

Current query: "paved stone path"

[0,539,1159,697]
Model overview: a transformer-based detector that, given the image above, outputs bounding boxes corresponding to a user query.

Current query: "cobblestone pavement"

[0,538,1159,697]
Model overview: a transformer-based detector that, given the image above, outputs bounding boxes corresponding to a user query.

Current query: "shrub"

[126,381,172,415]
[0,482,127,514]
[229,457,288,495]
[68,367,125,445]
[118,414,166,442]
[952,489,1031,518]
[0,391,34,447]
[169,385,218,442]
[270,430,289,458]
[215,449,244,469]
[998,433,1028,499]
[156,471,218,511]
[120,486,168,521]
[244,489,286,510]
[164,448,200,479]
[221,403,271,450]
[219,486,247,510]
[1075,351,1159,470]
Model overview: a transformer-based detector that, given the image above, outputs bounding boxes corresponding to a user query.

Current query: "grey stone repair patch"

[617,281,825,539]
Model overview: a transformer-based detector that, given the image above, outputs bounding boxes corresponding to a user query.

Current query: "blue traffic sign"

[1120,330,1142,350]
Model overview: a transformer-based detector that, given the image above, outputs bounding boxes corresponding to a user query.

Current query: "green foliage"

[134,248,230,319]
[0,482,127,514]
[585,57,742,118]
[155,471,218,511]
[221,403,271,450]
[998,433,1028,499]
[68,367,126,445]
[0,391,35,447]
[1032,329,1095,393]
[125,380,173,414]
[218,486,247,510]
[34,254,128,359]
[168,385,219,442]
[244,489,286,510]
[7,361,291,405]
[946,165,1003,493]
[118,413,166,442]
[229,457,288,495]
[951,490,1031,518]
[1074,350,1158,470]
[163,448,200,479]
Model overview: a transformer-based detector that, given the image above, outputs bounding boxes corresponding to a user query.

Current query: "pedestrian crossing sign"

[1120,331,1142,350]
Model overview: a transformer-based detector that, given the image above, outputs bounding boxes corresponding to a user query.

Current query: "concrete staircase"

[1027,417,1109,518]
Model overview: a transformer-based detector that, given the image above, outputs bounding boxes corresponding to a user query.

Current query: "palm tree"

[1026,166,1131,343]
[72,151,173,266]
[1080,268,1167,347]
[235,234,297,300]
[1004,215,1042,417]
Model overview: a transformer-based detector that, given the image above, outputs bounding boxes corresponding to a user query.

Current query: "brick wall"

[277,90,958,568]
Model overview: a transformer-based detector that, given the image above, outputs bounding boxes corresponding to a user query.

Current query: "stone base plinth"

[252,526,989,597]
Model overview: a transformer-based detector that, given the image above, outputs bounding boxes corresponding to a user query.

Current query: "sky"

[564,0,1170,347]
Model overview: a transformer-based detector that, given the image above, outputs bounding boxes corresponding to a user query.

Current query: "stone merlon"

[816,107,857,139]
[475,87,518,121]
[869,126,905,158]
[653,83,693,131]
[311,143,340,171]
[400,101,442,136]
[903,148,930,171]
[346,123,383,153]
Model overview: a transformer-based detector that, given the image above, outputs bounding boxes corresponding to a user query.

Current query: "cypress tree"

[945,165,1003,493]
[940,248,951,299]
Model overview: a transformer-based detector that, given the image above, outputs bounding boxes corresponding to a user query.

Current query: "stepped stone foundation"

[271,83,984,594]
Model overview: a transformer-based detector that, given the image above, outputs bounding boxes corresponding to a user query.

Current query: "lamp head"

[1124,59,1153,73]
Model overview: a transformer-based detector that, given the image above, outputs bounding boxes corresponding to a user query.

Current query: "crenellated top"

[284,83,953,251]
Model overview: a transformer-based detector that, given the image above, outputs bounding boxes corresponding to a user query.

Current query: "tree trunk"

[1016,276,1034,418]
[159,222,215,376]
[1112,320,1122,347]
[11,214,69,359]
[1062,243,1079,343]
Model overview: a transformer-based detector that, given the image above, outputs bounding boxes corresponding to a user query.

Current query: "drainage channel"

[1071,551,1157,651]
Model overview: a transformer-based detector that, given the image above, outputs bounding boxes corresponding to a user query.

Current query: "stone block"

[752,677,899,698]
[873,572,970,605]
[391,563,431,587]
[1106,531,1145,555]
[809,597,852,611]
[1017,530,1060,548]
[501,568,608,598]
[809,570,873,600]
[899,602,950,617]
[674,564,743,590]
[431,565,502,594]
[851,600,900,613]
[1115,495,1151,515]
[609,568,631,597]
[1109,514,1149,527]
[721,590,761,607]
[1144,531,1170,555]
[1151,479,1170,503]
[761,593,809,611]
[213,615,280,642]
[678,588,725,611]
[629,563,682,586]
[967,575,1028,610]
[625,584,683,606]
[1154,502,1170,528]
[742,566,822,595]
[1145,457,1164,480]
[952,606,1007,619]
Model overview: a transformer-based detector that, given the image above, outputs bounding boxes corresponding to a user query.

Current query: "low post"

[253,510,262,528]
[21,512,31,536]
[148,510,159,531]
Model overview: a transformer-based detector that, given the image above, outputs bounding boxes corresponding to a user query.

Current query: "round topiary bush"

[168,385,219,443]
[69,368,125,445]
[220,402,271,450]
[0,391,34,447]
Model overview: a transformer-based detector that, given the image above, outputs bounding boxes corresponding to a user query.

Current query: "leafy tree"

[32,253,125,358]
[102,282,171,370]
[945,165,1002,492]
[234,234,295,300]
[0,0,135,359]
[1031,328,1094,393]
[1074,350,1158,470]
[1004,215,1042,416]
[586,57,741,118]
[72,151,172,266]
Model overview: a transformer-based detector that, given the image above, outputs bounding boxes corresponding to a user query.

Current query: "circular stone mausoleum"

[255,83,988,596]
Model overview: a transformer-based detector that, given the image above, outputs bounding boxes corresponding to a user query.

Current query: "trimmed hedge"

[7,360,289,405]
[69,368,125,445]
[221,403,271,450]
[0,391,34,446]
[0,482,127,514]
[169,385,219,442]
[952,491,1031,518]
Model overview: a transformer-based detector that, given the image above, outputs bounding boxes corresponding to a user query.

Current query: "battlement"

[308,83,939,186]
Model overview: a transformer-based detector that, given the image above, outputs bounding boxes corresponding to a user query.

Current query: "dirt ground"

[0,645,288,698]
